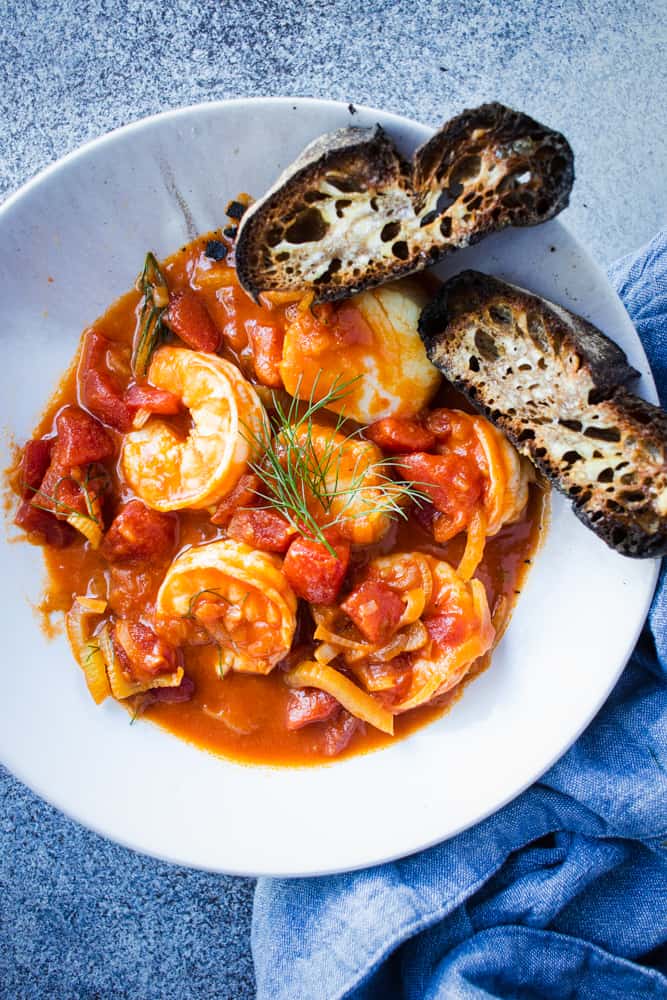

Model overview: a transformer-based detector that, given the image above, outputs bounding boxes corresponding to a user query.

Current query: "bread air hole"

[436,189,457,215]
[597,468,614,483]
[527,314,549,352]
[284,208,329,244]
[266,225,283,247]
[449,154,482,188]
[391,241,409,260]
[489,305,512,325]
[584,426,622,443]
[621,490,645,504]
[380,221,401,242]
[473,328,499,361]
[324,174,366,193]
[314,258,342,284]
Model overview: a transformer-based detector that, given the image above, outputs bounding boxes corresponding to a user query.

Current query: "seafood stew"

[10,223,546,764]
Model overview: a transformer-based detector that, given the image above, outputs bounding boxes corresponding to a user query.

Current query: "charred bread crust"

[419,270,667,558]
[235,103,574,303]
[235,126,408,301]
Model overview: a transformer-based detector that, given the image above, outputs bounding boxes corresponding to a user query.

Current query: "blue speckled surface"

[1,1,665,997]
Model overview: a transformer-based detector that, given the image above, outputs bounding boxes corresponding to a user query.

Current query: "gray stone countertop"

[1,1,665,997]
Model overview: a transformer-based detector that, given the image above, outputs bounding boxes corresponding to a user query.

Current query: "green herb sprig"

[243,373,428,555]
[132,251,169,377]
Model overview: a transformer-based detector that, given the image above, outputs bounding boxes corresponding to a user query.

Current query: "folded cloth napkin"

[252,232,667,1000]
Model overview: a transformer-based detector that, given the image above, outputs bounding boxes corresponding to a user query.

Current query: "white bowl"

[0,98,658,875]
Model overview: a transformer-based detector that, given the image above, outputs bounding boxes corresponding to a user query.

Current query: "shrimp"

[121,346,267,511]
[312,553,434,663]
[365,552,434,628]
[278,420,394,544]
[313,551,493,713]
[280,279,441,424]
[390,556,495,713]
[420,408,533,539]
[470,414,532,535]
[155,539,297,675]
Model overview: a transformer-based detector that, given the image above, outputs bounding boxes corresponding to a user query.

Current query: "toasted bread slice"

[419,271,667,557]
[235,103,574,303]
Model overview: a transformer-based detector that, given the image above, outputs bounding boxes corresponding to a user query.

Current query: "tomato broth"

[11,230,547,765]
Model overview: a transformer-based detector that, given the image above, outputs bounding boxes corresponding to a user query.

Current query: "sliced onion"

[397,587,426,627]
[285,661,394,735]
[98,623,183,699]
[131,407,152,430]
[402,620,429,652]
[314,642,340,664]
[76,596,107,614]
[66,598,111,705]
[66,510,103,549]
[457,507,487,581]
[313,622,368,651]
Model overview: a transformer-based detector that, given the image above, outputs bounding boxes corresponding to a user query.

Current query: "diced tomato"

[107,565,155,619]
[424,408,452,440]
[320,710,363,757]
[285,688,339,730]
[366,418,436,454]
[36,461,87,517]
[424,612,469,650]
[363,655,413,705]
[282,534,350,604]
[53,406,114,469]
[125,383,181,414]
[398,451,483,541]
[215,286,250,352]
[82,369,134,432]
[227,507,294,553]
[19,438,53,498]
[14,500,76,547]
[210,473,261,526]
[246,319,284,387]
[80,330,134,431]
[101,500,177,563]
[81,329,113,371]
[284,302,336,356]
[427,409,479,453]
[341,580,405,644]
[114,620,179,678]
[411,497,436,534]
[333,303,373,346]
[132,675,195,718]
[432,512,466,545]
[149,675,195,702]
[165,288,221,352]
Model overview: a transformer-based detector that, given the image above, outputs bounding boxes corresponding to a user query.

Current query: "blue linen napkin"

[252,232,667,1000]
